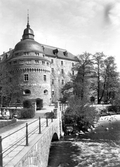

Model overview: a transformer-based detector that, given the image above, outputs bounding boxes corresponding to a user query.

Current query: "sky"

[1,0,120,71]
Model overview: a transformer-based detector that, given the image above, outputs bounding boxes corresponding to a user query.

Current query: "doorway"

[36,98,43,110]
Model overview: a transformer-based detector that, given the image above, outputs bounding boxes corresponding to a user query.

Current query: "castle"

[0,19,77,109]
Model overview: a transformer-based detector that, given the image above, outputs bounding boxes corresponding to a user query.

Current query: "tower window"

[52,68,54,73]
[24,74,29,81]
[52,91,54,95]
[62,80,64,85]
[42,61,45,65]
[44,90,48,95]
[72,70,74,75]
[44,75,46,81]
[61,69,64,74]
[52,79,54,85]
[35,60,39,63]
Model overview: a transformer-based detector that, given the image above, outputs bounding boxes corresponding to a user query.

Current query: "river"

[48,115,120,167]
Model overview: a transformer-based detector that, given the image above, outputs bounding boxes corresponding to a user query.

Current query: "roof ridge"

[41,43,67,51]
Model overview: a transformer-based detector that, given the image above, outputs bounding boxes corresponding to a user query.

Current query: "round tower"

[7,18,51,109]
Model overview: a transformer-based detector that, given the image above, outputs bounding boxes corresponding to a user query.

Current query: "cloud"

[1,0,120,72]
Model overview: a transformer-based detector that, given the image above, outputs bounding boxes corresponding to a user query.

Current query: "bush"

[107,106,118,113]
[45,112,55,119]
[17,108,35,119]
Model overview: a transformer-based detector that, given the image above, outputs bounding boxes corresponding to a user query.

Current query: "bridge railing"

[0,117,54,167]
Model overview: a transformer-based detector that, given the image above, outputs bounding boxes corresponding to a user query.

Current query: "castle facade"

[0,21,77,109]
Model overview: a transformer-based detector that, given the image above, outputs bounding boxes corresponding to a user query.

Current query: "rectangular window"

[61,61,63,66]
[52,91,54,95]
[72,63,74,66]
[24,74,28,81]
[72,70,74,75]
[52,79,54,85]
[51,59,54,64]
[52,68,54,73]
[62,79,64,85]
[44,75,46,81]
[61,69,64,74]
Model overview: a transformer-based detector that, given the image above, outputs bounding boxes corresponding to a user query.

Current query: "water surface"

[48,115,120,167]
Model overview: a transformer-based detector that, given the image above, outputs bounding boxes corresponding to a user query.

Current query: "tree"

[102,56,119,104]
[0,61,22,107]
[92,53,119,104]
[62,52,98,131]
[93,52,106,104]
[72,52,94,102]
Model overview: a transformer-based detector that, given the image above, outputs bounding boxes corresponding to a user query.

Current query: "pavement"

[0,105,55,167]
[0,105,54,135]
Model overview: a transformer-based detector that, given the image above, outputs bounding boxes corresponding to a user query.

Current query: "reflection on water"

[48,115,120,167]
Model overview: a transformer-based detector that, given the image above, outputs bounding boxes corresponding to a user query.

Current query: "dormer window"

[53,49,58,55]
[63,51,68,56]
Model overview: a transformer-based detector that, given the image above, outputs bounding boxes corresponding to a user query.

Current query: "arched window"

[44,90,48,95]
[23,89,31,95]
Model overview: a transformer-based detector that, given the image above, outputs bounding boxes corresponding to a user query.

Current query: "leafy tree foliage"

[0,62,22,106]
[92,52,106,104]
[92,53,119,104]
[61,52,120,132]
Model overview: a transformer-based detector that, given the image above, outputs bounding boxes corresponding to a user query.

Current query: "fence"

[0,117,53,167]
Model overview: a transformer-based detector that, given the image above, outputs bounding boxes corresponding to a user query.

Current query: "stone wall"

[7,119,60,167]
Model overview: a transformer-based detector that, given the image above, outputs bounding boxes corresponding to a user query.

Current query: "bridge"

[0,103,67,167]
